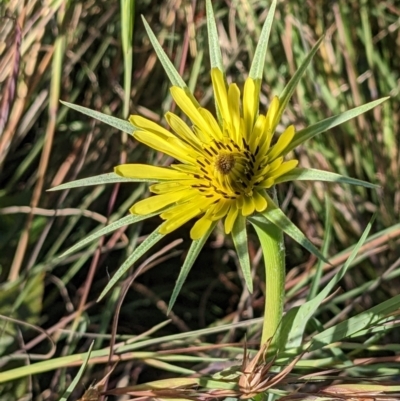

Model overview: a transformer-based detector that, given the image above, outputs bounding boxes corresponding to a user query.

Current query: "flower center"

[215,153,235,174]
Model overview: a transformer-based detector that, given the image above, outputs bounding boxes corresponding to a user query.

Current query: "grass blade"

[275,167,379,189]
[286,97,389,152]
[248,0,277,81]
[98,227,165,301]
[168,221,217,313]
[250,194,329,264]
[61,214,156,257]
[48,173,150,192]
[60,100,135,134]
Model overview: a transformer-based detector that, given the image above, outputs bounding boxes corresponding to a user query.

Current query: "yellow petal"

[171,164,199,174]
[198,108,223,141]
[259,177,274,188]
[134,131,195,164]
[224,204,239,234]
[253,191,268,212]
[211,200,231,220]
[243,77,258,139]
[242,196,255,216]
[150,181,186,194]
[210,68,231,127]
[267,125,295,161]
[159,204,201,234]
[228,83,240,143]
[170,87,212,139]
[115,164,189,180]
[165,112,202,150]
[259,96,280,155]
[265,96,279,130]
[129,115,173,138]
[160,196,214,220]
[268,159,298,180]
[249,115,266,153]
[190,215,213,240]
[130,189,192,215]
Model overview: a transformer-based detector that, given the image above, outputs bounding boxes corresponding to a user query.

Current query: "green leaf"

[248,0,277,81]
[275,167,379,189]
[232,214,253,293]
[286,97,389,153]
[141,17,200,107]
[98,227,165,301]
[276,35,324,129]
[250,193,329,264]
[120,0,135,118]
[282,216,375,349]
[206,0,223,72]
[60,101,135,133]
[205,0,224,126]
[61,214,156,257]
[142,17,186,89]
[308,195,332,301]
[58,342,94,401]
[168,221,217,313]
[48,173,154,192]
[310,292,400,351]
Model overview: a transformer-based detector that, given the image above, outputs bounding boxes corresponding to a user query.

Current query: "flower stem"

[252,191,285,351]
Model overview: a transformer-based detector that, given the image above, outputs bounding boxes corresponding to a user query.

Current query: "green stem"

[251,191,286,350]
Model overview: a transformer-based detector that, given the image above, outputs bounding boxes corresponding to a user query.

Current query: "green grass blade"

[120,0,135,118]
[275,167,379,189]
[286,97,389,153]
[308,195,332,301]
[58,342,94,401]
[250,193,329,264]
[248,0,277,81]
[232,214,253,293]
[206,0,223,72]
[60,100,135,133]
[282,216,375,349]
[310,293,400,351]
[61,214,156,257]
[276,35,324,129]
[98,227,165,301]
[168,221,217,313]
[48,173,150,192]
[141,16,200,107]
[142,17,187,89]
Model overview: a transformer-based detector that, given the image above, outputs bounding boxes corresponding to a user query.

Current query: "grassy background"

[0,0,399,399]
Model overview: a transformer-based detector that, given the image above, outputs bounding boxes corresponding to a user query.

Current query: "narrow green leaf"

[250,193,329,264]
[231,214,253,293]
[60,100,135,133]
[61,214,157,257]
[275,167,379,189]
[120,0,135,118]
[48,173,152,192]
[98,227,165,301]
[206,0,223,72]
[141,17,200,108]
[168,221,217,313]
[58,342,94,401]
[310,293,400,351]
[248,0,277,80]
[282,216,375,349]
[308,195,332,301]
[276,35,324,129]
[286,97,389,153]
[142,17,186,89]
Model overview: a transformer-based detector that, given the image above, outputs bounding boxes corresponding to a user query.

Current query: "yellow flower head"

[115,68,298,240]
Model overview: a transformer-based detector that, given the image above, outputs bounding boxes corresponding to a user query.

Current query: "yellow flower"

[115,68,298,240]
